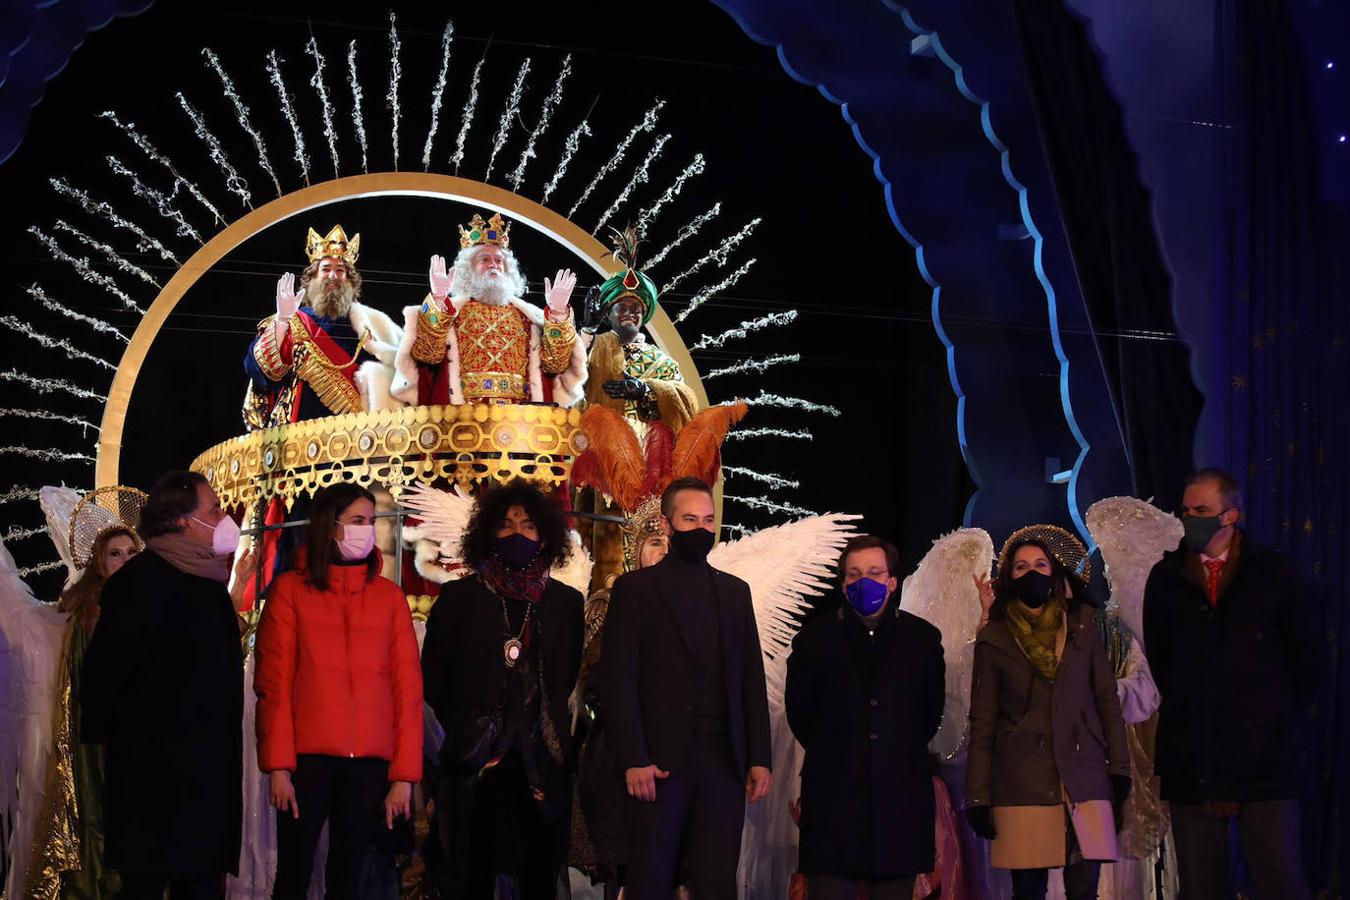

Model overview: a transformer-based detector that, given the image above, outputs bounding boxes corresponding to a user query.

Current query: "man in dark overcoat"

[82,471,247,899]
[785,534,945,900]
[1143,468,1321,900]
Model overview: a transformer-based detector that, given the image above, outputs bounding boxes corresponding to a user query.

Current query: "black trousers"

[1009,862,1100,899]
[435,749,571,900]
[117,874,224,900]
[1169,799,1309,900]
[624,733,745,900]
[807,875,916,900]
[273,754,390,900]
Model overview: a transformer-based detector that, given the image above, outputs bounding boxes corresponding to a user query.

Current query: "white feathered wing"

[898,527,994,761]
[1085,496,1182,647]
[713,513,862,900]
[0,536,68,898]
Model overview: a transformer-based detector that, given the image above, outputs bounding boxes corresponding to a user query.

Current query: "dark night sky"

[0,0,971,595]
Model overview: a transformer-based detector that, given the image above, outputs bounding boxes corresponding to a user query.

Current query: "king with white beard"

[392,212,587,407]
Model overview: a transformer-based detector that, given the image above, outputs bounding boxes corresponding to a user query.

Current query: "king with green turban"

[582,226,698,432]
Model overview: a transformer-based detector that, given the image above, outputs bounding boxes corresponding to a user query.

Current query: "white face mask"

[335,523,376,561]
[191,514,241,556]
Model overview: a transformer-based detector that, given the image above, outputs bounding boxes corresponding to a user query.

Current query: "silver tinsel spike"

[27,227,146,314]
[646,203,720,269]
[722,466,801,491]
[305,37,341,179]
[175,94,253,209]
[98,111,225,225]
[450,55,486,173]
[0,486,39,507]
[688,308,794,354]
[106,155,203,242]
[18,560,65,578]
[672,257,757,324]
[724,427,814,442]
[26,284,130,343]
[52,220,160,288]
[387,11,403,170]
[508,54,571,192]
[662,217,762,292]
[50,178,180,264]
[724,493,818,518]
[542,118,592,204]
[421,20,455,171]
[594,133,670,233]
[3,525,48,542]
[0,407,100,434]
[569,99,665,218]
[635,153,705,233]
[0,315,117,371]
[347,41,369,174]
[742,390,841,417]
[722,523,756,539]
[0,447,96,464]
[266,50,310,186]
[703,353,801,380]
[203,48,281,197]
[485,58,532,182]
[0,369,108,402]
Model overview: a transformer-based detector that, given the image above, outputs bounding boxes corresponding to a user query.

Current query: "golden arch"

[95,173,709,487]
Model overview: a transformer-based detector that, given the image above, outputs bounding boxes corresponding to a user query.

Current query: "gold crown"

[306,225,361,265]
[459,212,511,250]
[70,486,148,570]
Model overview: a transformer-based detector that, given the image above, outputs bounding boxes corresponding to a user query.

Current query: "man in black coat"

[420,480,584,900]
[82,471,248,900]
[601,476,772,900]
[785,534,944,900]
[1143,468,1320,900]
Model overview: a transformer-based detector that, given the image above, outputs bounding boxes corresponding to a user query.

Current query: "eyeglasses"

[847,568,890,580]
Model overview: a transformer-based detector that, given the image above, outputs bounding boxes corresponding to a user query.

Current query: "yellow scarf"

[1004,596,1065,681]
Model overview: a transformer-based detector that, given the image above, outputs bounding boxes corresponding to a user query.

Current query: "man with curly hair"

[420,479,585,900]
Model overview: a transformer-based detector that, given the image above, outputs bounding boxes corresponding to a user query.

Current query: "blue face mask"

[845,577,889,616]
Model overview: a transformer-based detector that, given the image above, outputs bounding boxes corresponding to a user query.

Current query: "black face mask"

[1011,569,1056,608]
[495,533,541,569]
[668,527,715,564]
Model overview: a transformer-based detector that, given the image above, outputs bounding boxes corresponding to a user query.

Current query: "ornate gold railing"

[191,402,586,513]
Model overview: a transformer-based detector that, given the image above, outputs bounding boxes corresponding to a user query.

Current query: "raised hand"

[602,377,652,401]
[543,268,577,320]
[276,273,303,321]
[974,572,994,614]
[429,254,454,300]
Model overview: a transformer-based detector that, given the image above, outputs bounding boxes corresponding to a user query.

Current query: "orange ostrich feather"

[576,405,649,511]
[670,402,748,487]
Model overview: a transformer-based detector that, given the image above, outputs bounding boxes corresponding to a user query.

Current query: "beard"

[307,277,356,318]
[452,263,529,307]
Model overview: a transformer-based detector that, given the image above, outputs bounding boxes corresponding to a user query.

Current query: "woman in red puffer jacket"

[254,483,423,899]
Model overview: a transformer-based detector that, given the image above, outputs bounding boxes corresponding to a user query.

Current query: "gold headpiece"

[620,495,666,572]
[459,212,511,250]
[997,523,1092,583]
[306,225,361,265]
[69,486,148,570]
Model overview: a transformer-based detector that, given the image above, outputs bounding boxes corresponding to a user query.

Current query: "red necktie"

[1204,558,1224,607]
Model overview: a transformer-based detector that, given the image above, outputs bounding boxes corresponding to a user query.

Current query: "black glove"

[965,805,996,841]
[602,377,651,400]
[1111,774,1133,832]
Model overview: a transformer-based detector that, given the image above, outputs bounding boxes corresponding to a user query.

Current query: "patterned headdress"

[598,225,658,326]
[69,486,147,570]
[459,212,512,250]
[305,225,360,265]
[997,523,1092,584]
